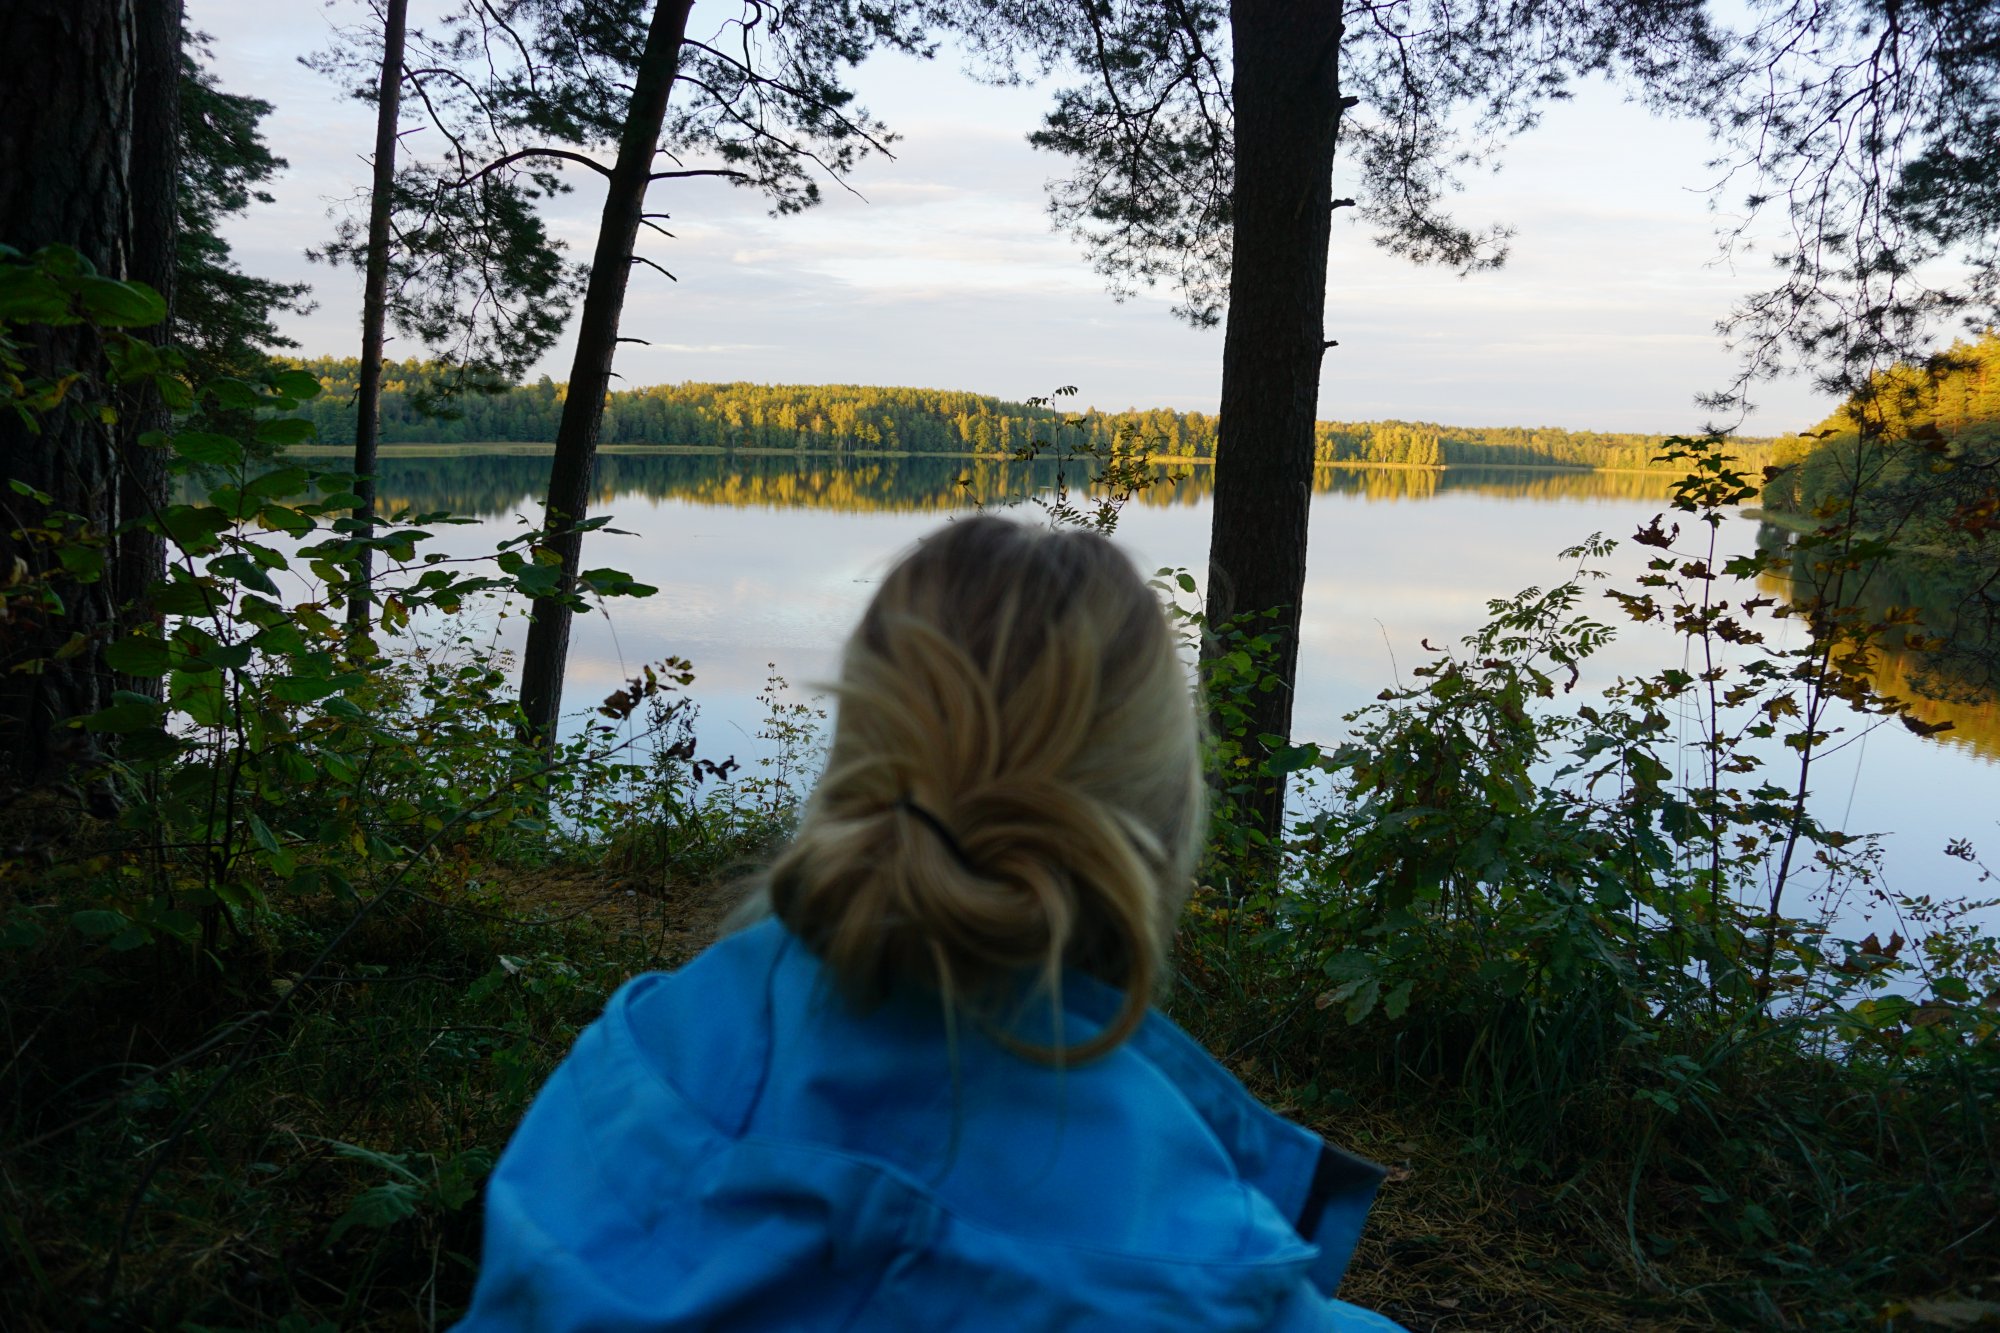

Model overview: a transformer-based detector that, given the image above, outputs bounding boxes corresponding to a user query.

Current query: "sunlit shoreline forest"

[1757,333,2000,695]
[281,356,1781,472]
[6,1,1999,1331]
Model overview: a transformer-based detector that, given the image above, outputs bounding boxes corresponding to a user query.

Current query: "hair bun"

[762,517,1203,1062]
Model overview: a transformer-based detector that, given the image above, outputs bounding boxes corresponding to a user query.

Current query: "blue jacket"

[457,918,1406,1331]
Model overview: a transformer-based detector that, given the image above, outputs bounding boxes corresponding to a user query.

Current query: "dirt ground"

[489,861,737,972]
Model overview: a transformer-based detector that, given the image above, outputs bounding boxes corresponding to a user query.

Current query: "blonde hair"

[764,515,1204,1062]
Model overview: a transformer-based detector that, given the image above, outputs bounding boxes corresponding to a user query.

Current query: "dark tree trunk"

[112,0,184,697]
[0,0,163,787]
[516,0,694,747]
[348,0,409,633]
[1203,0,1345,850]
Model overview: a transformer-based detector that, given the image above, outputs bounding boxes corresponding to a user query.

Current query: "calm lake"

[336,447,1998,928]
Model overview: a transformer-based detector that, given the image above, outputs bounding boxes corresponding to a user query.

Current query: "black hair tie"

[895,796,980,873]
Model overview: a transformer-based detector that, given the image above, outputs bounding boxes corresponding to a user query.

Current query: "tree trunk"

[1203,0,1345,851]
[516,0,694,747]
[112,0,183,699]
[0,0,158,787]
[347,0,409,634]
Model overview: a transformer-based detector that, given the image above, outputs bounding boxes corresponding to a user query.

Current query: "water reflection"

[285,447,1679,520]
[1754,549,2000,765]
[1866,648,2000,763]
[224,447,1994,918]
[272,446,1994,765]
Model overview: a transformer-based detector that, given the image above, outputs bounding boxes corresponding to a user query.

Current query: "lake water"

[339,448,1998,932]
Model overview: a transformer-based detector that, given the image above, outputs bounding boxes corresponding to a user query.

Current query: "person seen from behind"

[456,514,1407,1331]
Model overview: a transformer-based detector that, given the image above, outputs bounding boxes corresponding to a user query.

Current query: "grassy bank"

[9,826,1990,1330]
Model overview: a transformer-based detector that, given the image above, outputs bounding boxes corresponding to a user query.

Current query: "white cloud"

[186,4,1837,435]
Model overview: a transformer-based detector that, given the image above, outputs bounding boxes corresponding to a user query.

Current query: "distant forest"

[279,357,1776,472]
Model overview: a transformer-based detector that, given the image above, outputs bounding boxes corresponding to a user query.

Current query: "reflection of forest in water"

[248,448,1994,757]
[288,448,1681,519]
[1756,536,2000,763]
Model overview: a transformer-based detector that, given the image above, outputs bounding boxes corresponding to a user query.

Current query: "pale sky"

[189,0,1836,435]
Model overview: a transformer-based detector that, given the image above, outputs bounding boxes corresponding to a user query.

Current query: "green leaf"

[156,375,194,411]
[117,727,187,763]
[1629,751,1672,788]
[56,545,105,580]
[203,378,263,411]
[248,622,306,656]
[170,669,228,728]
[141,907,200,944]
[0,265,71,323]
[198,643,253,671]
[578,567,659,598]
[209,484,254,519]
[246,542,289,570]
[269,674,340,704]
[255,416,316,447]
[74,274,166,327]
[329,1182,421,1242]
[70,909,130,938]
[245,813,281,855]
[82,694,168,733]
[270,369,323,400]
[170,432,246,468]
[511,564,561,598]
[255,504,314,538]
[104,637,173,676]
[244,466,308,500]
[150,575,223,617]
[157,504,233,553]
[1931,975,1972,1003]
[1343,976,1381,1026]
[208,552,280,597]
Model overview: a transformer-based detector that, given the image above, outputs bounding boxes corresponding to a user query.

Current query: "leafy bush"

[0,243,698,1326]
[1169,437,1999,1326]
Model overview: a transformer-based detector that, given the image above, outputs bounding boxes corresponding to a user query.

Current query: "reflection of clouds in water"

[554,502,938,765]
[361,458,1993,929]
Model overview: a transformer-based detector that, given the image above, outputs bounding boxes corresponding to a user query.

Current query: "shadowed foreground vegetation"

[3,256,1996,1332]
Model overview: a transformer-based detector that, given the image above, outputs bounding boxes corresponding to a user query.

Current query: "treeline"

[1761,332,2000,519]
[279,357,1774,471]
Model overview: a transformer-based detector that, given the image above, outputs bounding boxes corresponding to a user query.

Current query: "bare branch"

[452,147,613,188]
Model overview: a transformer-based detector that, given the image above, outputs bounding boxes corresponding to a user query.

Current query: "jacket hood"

[458,918,1401,1332]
